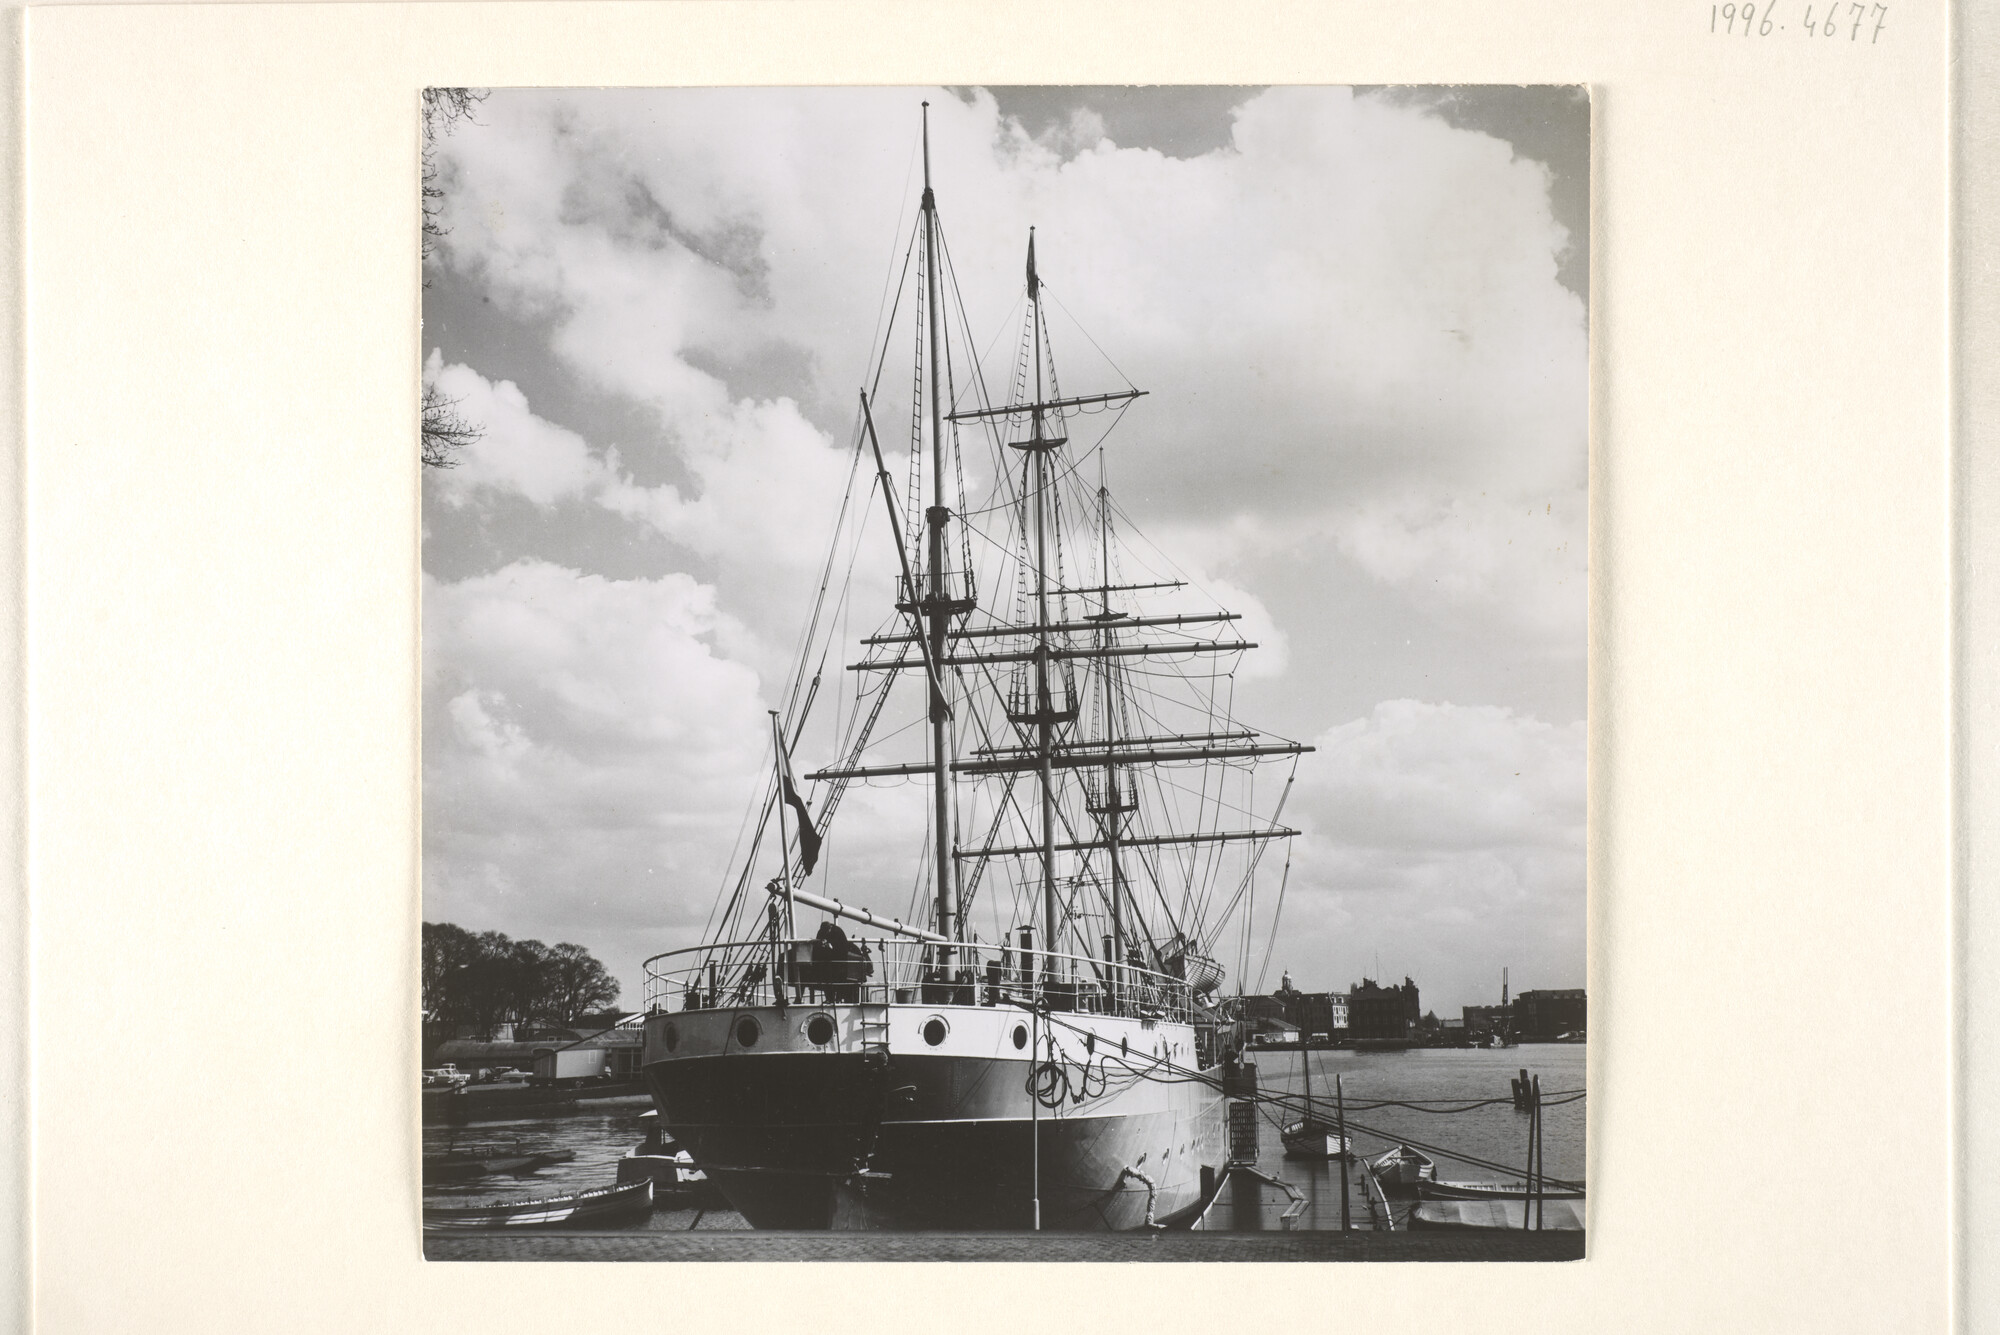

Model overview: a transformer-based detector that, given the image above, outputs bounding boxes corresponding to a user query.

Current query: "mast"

[1026,229,1060,974]
[920,102,955,955]
[770,710,795,935]
[1093,454,1128,978]
[769,710,792,1003]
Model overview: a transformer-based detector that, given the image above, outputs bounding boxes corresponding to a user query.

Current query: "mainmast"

[1025,230,1061,974]
[920,103,955,955]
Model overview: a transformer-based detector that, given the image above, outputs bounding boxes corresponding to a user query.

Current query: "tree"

[421,920,482,1021]
[420,921,622,1033]
[544,942,623,1023]
[421,88,485,265]
[419,87,487,469]
[420,383,481,470]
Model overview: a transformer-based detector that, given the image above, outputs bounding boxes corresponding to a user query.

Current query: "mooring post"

[1536,1075,1548,1229]
[1522,1078,1537,1230]
[1335,1072,1351,1233]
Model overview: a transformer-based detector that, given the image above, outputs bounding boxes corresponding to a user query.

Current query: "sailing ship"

[637,107,1311,1231]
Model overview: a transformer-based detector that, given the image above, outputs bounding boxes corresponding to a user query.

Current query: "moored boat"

[1410,1197,1584,1231]
[615,1111,725,1205]
[421,1147,576,1183]
[421,1177,653,1230]
[1279,1048,1353,1161]
[1419,1178,1584,1201]
[1370,1143,1437,1190]
[1280,1121,1352,1161]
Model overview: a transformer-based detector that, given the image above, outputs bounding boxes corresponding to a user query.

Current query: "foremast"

[918,103,958,961]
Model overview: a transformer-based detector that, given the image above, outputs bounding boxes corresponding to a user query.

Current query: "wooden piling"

[1335,1072,1351,1233]
[1532,1074,1545,1230]
[1521,1077,1537,1230]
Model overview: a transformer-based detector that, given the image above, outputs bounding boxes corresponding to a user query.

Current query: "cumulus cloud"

[1275,700,1586,994]
[420,86,1588,1004]
[1332,487,1587,650]
[423,561,772,982]
[428,87,1585,621]
[426,353,620,507]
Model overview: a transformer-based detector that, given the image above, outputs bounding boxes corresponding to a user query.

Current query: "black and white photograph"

[417,84,1589,1257]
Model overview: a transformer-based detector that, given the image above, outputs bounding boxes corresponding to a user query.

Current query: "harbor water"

[1226,1043,1584,1231]
[421,1044,1583,1233]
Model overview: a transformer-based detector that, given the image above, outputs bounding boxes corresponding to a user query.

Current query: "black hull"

[644,1050,1225,1231]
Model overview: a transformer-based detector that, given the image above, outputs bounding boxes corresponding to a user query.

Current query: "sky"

[420,85,1589,1017]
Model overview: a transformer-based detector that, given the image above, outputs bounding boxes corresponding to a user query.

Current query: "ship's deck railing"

[641,936,1201,1024]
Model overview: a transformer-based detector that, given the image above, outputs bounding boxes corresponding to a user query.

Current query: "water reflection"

[420,1045,1584,1232]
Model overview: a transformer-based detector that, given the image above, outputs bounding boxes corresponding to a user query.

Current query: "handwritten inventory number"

[1710,1,1888,39]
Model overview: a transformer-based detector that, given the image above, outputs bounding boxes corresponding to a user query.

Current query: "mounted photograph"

[418,84,1589,1258]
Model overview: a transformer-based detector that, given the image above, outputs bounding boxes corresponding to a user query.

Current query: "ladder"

[850,1001,897,1176]
[854,1003,892,1062]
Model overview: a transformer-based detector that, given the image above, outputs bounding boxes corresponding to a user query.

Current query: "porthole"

[734,1014,761,1049]
[1085,1032,1096,1055]
[1011,1024,1028,1050]
[1120,1036,1128,1056]
[805,1013,836,1046]
[661,1022,680,1053]
[922,1016,949,1047]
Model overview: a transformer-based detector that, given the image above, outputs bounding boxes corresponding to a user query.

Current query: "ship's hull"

[642,1002,1226,1230]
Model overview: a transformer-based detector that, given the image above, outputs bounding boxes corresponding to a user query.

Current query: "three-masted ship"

[639,107,1311,1231]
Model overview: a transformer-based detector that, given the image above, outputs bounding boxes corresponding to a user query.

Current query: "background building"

[1346,976,1421,1043]
[1270,971,1348,1036]
[1514,988,1587,1040]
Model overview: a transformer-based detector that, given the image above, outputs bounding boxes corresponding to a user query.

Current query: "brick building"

[1514,988,1587,1040]
[1346,976,1421,1043]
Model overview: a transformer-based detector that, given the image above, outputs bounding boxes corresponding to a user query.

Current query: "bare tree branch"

[421,383,480,470]
[421,88,489,469]
[421,87,487,262]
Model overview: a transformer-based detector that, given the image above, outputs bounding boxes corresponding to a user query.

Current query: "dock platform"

[424,1228,1584,1263]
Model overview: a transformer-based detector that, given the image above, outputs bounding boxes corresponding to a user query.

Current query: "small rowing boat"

[421,1148,577,1183]
[1419,1178,1584,1201]
[1410,1197,1584,1231]
[422,1177,653,1230]
[1369,1144,1436,1190]
[1280,1120,1352,1160]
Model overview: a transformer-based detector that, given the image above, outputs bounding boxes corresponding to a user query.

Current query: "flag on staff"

[776,731,821,875]
[1026,227,1038,300]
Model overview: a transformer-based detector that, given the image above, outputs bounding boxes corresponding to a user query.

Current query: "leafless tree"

[422,87,486,263]
[421,383,482,470]
[421,88,488,468]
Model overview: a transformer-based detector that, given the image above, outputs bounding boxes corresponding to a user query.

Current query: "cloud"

[428,86,1586,603]
[426,353,620,507]
[1332,487,1587,650]
[1267,700,1586,996]
[424,356,892,686]
[1302,699,1584,854]
[423,560,771,972]
[420,87,1589,1003]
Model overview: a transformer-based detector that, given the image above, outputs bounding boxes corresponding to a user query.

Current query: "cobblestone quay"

[425,1229,1585,1263]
